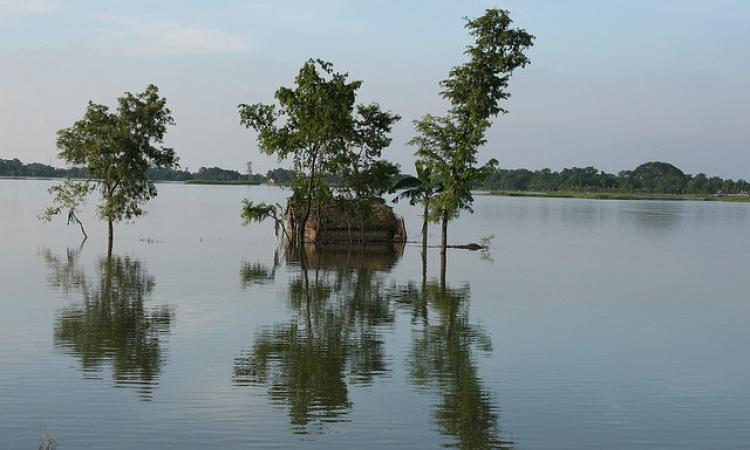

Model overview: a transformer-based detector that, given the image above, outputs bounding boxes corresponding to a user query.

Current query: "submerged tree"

[410,9,534,255]
[54,84,178,255]
[239,59,400,242]
[239,59,357,240]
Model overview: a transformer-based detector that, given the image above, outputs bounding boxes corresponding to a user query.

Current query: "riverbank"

[485,190,750,202]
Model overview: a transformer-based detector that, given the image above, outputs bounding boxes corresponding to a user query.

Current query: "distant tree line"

[1,157,285,184]
[474,161,750,195]
[7,157,747,195]
[0,158,87,178]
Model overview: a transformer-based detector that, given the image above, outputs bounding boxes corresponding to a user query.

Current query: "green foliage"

[392,161,442,206]
[336,102,401,201]
[0,158,86,178]
[238,59,361,234]
[239,59,358,178]
[55,84,178,226]
[265,167,300,185]
[241,201,279,225]
[239,59,400,239]
[240,200,288,237]
[38,179,94,223]
[410,9,534,227]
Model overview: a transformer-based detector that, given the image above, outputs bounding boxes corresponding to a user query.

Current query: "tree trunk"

[439,211,447,289]
[422,202,429,251]
[421,241,427,285]
[78,220,88,241]
[440,212,448,255]
[107,220,113,258]
[440,245,447,290]
[299,158,317,242]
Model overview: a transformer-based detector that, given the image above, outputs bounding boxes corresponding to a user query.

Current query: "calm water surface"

[1,179,749,449]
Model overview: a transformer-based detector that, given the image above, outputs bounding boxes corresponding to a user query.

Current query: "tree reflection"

[233,244,510,445]
[43,250,173,400]
[233,245,397,432]
[405,282,511,450]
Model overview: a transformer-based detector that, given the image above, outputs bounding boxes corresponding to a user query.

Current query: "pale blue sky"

[1,0,748,178]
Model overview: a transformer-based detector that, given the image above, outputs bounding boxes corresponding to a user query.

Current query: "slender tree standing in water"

[53,84,178,256]
[409,8,534,283]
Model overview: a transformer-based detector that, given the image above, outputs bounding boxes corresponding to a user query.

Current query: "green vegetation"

[0,158,87,178]
[477,161,750,198]
[38,179,94,239]
[50,84,178,255]
[238,59,400,241]
[409,9,534,257]
[240,200,287,237]
[1,157,294,185]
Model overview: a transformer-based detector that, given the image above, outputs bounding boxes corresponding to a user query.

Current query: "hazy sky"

[1,0,748,178]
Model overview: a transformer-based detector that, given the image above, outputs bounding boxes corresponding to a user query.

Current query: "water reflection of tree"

[234,245,510,445]
[404,282,512,450]
[43,249,173,400]
[233,246,396,432]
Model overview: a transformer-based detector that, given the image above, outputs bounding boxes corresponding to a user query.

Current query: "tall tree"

[239,59,359,240]
[410,9,534,255]
[55,84,177,255]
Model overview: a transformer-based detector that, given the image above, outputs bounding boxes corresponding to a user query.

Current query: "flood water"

[1,179,749,449]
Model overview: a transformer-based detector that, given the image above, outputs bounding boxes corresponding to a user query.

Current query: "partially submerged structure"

[288,201,407,244]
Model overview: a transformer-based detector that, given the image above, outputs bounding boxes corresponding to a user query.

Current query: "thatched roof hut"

[288,201,407,244]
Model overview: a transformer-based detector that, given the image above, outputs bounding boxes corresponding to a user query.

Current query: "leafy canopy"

[238,59,359,179]
[39,178,95,223]
[56,84,178,223]
[410,8,534,222]
[239,59,401,237]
